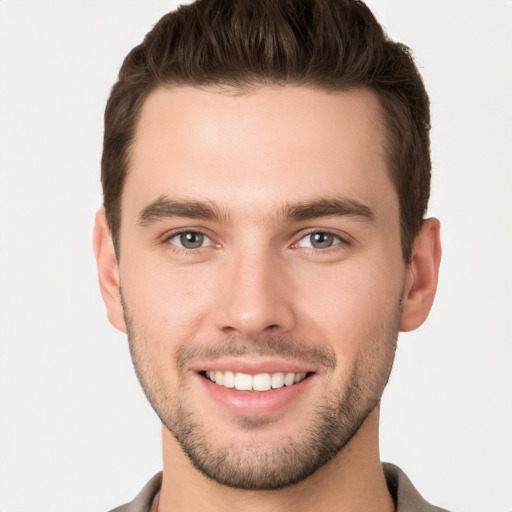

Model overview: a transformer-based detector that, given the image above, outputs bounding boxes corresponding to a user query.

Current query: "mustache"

[175,336,337,373]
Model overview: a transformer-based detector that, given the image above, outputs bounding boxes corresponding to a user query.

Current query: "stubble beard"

[123,299,400,491]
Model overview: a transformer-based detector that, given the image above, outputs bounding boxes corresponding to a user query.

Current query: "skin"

[94,85,441,512]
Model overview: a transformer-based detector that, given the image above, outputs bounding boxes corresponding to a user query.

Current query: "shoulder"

[383,463,452,512]
[108,472,162,512]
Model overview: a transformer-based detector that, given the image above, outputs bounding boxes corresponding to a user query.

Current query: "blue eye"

[297,232,341,249]
[168,231,212,249]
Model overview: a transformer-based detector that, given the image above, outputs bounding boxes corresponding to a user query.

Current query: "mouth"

[201,370,311,391]
[194,359,318,417]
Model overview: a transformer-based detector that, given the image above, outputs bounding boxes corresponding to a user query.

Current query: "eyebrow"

[138,195,375,226]
[138,196,226,225]
[283,198,375,223]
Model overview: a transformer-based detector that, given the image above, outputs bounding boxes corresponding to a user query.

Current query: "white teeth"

[284,372,295,386]
[205,370,308,391]
[253,373,272,391]
[271,372,284,389]
[223,370,235,388]
[234,373,253,391]
[295,372,306,383]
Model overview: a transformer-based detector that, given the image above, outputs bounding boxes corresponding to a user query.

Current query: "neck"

[157,407,395,512]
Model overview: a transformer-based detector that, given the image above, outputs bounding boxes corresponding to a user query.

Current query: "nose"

[214,248,297,339]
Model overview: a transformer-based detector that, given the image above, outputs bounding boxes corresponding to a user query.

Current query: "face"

[112,86,407,489]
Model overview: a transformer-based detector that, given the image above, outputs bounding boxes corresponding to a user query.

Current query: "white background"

[0,1,510,511]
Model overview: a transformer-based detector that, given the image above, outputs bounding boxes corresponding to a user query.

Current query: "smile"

[203,370,309,391]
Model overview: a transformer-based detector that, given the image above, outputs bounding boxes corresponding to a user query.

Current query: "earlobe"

[93,209,127,333]
[400,218,442,332]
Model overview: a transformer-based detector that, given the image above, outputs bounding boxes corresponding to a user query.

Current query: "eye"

[167,231,213,249]
[296,231,342,249]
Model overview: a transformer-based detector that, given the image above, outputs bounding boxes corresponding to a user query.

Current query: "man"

[93,0,445,510]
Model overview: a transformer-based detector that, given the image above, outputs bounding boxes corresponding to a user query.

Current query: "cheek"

[121,257,216,339]
[292,260,403,352]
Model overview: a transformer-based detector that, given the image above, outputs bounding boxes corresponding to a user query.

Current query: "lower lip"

[198,374,313,417]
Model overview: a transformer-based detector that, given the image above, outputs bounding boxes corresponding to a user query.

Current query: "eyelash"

[162,229,351,255]
[292,230,350,252]
[163,229,215,254]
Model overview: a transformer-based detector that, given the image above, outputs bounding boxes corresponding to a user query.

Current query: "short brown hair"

[102,0,431,261]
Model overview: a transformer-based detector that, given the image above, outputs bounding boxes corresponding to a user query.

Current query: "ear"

[93,209,127,333]
[400,218,442,332]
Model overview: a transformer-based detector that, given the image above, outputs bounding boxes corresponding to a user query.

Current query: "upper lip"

[192,357,316,375]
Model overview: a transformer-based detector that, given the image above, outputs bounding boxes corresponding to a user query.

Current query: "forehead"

[125,85,396,223]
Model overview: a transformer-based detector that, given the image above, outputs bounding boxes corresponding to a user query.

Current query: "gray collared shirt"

[109,463,451,512]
